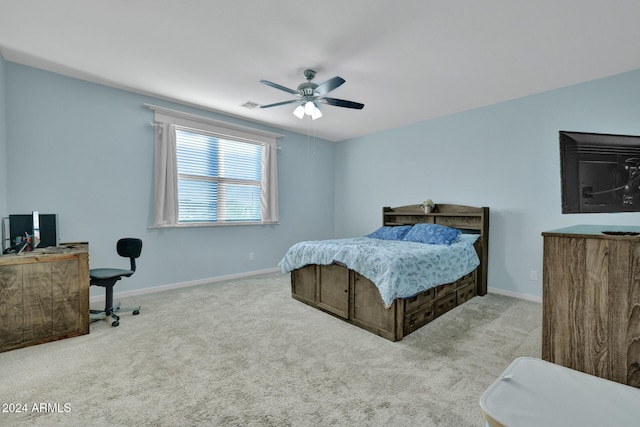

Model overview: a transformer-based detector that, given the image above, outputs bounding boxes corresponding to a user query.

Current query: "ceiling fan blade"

[260,80,299,96]
[259,99,301,109]
[321,97,364,110]
[314,76,345,96]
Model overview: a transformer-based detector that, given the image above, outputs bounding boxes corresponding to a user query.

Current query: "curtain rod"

[148,122,282,150]
[144,103,284,140]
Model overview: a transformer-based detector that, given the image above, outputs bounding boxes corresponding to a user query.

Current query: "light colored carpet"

[0,273,541,426]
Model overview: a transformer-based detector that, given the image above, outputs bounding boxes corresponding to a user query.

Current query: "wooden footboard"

[290,203,489,341]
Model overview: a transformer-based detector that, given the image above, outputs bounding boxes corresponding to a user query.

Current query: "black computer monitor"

[9,213,58,248]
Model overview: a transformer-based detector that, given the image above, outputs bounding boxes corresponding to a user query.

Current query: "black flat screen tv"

[560,131,640,213]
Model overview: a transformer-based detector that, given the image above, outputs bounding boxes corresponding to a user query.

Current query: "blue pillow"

[366,225,412,240]
[402,223,461,245]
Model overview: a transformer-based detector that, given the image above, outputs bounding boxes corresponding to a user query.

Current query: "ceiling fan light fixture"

[304,101,315,116]
[293,105,305,119]
[311,107,323,120]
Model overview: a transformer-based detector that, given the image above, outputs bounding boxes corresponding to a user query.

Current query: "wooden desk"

[0,244,89,352]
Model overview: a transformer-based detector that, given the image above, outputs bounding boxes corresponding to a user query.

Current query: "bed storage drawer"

[457,282,476,305]
[458,271,475,286]
[434,282,457,299]
[434,292,457,317]
[404,303,435,335]
[404,288,434,313]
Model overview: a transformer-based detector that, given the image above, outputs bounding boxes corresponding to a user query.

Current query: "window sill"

[149,221,279,229]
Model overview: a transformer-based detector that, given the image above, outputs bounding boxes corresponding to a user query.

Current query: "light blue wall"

[335,69,640,299]
[7,60,640,301]
[5,63,335,294]
[0,52,7,220]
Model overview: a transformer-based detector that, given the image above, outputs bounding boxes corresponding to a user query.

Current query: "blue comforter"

[279,235,480,307]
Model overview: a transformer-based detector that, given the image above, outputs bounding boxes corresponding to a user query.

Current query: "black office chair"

[89,238,142,327]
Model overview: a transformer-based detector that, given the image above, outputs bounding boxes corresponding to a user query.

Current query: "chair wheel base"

[90,304,140,326]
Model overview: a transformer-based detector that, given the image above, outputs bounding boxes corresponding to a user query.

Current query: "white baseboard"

[488,287,542,304]
[90,267,282,303]
[91,271,542,305]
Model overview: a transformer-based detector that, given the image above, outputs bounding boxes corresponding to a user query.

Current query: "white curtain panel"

[153,123,179,227]
[261,142,279,224]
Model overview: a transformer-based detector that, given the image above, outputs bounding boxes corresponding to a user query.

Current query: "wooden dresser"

[542,225,640,387]
[0,244,90,352]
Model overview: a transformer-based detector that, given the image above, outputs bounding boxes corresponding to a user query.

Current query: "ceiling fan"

[259,69,364,120]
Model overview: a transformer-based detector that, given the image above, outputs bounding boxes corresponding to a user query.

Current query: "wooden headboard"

[382,204,490,295]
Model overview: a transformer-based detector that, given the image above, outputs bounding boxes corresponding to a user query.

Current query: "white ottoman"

[480,357,640,427]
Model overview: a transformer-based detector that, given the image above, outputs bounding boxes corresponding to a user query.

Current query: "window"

[147,105,281,227]
[176,127,263,223]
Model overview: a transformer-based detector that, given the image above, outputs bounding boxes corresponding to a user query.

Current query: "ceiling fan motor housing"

[297,82,318,96]
[297,69,318,96]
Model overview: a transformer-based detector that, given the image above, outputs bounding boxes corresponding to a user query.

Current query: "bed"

[280,204,489,341]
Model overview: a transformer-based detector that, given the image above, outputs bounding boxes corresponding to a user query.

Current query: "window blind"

[176,127,262,223]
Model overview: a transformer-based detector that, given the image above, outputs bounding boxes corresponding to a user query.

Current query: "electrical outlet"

[249,252,255,261]
[530,270,538,281]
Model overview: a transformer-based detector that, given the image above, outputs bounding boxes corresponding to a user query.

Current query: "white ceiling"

[1,1,639,142]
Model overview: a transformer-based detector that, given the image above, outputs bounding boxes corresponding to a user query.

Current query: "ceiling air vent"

[240,101,260,110]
